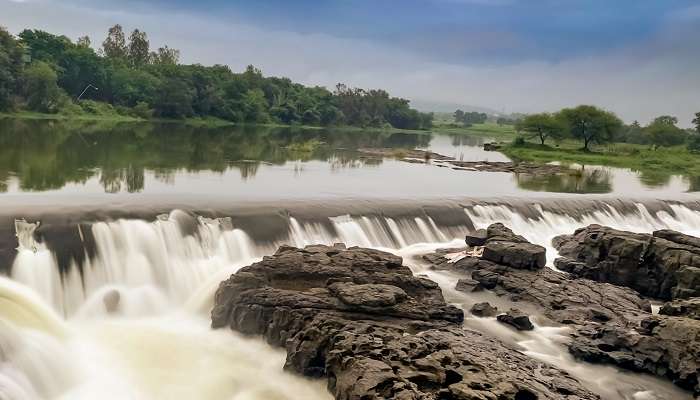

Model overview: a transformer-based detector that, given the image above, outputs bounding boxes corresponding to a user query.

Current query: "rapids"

[2,200,700,399]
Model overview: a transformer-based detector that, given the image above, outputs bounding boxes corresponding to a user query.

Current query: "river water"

[0,119,698,399]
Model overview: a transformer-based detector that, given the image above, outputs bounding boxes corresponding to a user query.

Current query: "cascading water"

[2,200,700,399]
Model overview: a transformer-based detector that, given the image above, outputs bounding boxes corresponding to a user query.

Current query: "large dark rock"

[553,225,700,299]
[425,223,700,396]
[212,244,601,400]
[470,302,498,317]
[497,309,534,331]
[659,297,700,320]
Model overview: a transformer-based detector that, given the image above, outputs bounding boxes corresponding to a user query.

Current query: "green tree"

[150,46,179,65]
[558,105,622,151]
[515,113,565,145]
[0,27,23,111]
[242,89,269,123]
[693,112,700,134]
[76,36,91,48]
[102,24,127,60]
[127,29,150,67]
[23,61,66,112]
[453,109,465,124]
[644,115,688,147]
[18,29,71,63]
[153,77,193,118]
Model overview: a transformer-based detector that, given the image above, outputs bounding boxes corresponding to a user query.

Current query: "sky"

[2,0,699,125]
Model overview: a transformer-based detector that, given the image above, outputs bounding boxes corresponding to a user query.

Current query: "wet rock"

[470,302,498,317]
[424,223,699,396]
[465,229,487,247]
[212,244,601,400]
[482,241,546,270]
[497,309,534,331]
[455,278,482,293]
[553,224,700,299]
[659,298,700,320]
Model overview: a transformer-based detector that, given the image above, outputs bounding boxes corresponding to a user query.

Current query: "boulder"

[497,309,534,331]
[470,302,498,317]
[465,229,487,247]
[482,241,546,270]
[212,244,601,400]
[553,225,700,299]
[659,298,700,320]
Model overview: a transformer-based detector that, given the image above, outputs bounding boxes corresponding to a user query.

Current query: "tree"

[693,112,700,134]
[153,77,193,118]
[150,46,179,65]
[453,109,465,124]
[23,61,66,112]
[558,105,622,151]
[516,113,566,145]
[127,29,150,67]
[102,24,127,60]
[76,36,91,48]
[644,116,688,147]
[0,27,23,111]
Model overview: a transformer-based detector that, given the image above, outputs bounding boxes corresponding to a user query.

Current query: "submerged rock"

[212,244,600,400]
[553,225,700,299]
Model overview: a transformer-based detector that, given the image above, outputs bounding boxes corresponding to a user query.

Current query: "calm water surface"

[0,118,697,202]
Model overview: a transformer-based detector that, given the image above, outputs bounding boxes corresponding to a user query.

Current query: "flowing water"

[1,120,699,399]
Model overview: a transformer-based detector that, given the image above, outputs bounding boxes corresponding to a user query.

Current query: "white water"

[3,203,700,399]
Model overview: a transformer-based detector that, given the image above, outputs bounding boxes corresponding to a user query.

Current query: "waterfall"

[3,200,700,400]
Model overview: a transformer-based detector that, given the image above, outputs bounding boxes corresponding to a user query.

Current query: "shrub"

[513,136,526,146]
[688,135,700,153]
[131,101,153,119]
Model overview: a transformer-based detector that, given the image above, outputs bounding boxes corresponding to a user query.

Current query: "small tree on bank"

[558,105,622,151]
[515,113,565,145]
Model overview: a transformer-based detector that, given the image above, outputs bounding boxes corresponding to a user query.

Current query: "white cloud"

[1,0,698,126]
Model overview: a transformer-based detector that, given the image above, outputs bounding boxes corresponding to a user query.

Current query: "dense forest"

[0,25,433,129]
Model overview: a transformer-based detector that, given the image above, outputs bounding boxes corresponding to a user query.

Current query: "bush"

[79,100,117,115]
[130,101,153,119]
[513,136,526,146]
[688,135,700,153]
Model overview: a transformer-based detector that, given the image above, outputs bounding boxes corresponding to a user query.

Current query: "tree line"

[514,106,700,151]
[0,25,433,129]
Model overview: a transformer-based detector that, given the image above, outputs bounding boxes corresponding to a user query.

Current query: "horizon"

[2,0,700,126]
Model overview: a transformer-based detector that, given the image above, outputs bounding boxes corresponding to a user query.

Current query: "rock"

[470,302,498,317]
[497,309,534,331]
[483,142,502,151]
[455,278,482,293]
[465,229,487,246]
[424,223,700,396]
[659,298,700,320]
[486,223,529,244]
[212,244,601,400]
[482,241,546,270]
[553,224,700,299]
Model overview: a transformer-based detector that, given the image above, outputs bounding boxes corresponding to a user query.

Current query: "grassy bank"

[431,122,517,138]
[502,140,700,179]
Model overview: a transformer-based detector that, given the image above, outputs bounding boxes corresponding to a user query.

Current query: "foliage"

[0,27,23,111]
[23,61,67,112]
[2,24,429,128]
[557,105,622,150]
[453,109,487,127]
[693,112,700,134]
[643,116,688,147]
[688,135,700,153]
[515,113,565,145]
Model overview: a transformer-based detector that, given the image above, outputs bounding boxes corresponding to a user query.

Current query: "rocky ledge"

[425,223,700,396]
[356,147,573,175]
[212,243,600,399]
[553,225,700,299]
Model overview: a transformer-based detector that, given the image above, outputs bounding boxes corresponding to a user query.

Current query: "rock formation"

[212,243,601,399]
[426,224,700,396]
[553,225,700,299]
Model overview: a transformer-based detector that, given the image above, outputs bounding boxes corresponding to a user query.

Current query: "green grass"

[431,122,517,139]
[0,110,142,122]
[502,139,700,180]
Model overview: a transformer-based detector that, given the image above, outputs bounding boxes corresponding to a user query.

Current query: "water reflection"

[515,168,613,194]
[0,119,428,193]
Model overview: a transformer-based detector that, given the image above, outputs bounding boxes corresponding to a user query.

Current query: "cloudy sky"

[2,0,699,125]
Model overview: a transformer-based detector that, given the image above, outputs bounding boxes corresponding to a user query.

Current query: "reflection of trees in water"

[0,119,430,193]
[450,135,486,147]
[685,176,700,192]
[516,167,613,194]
